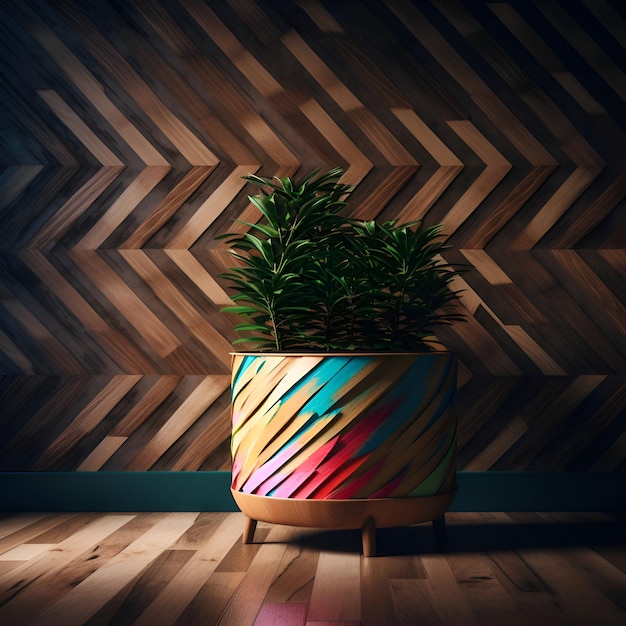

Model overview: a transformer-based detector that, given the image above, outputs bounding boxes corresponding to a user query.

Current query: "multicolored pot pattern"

[230,352,458,501]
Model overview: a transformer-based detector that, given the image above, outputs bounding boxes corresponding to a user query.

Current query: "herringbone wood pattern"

[0,511,624,625]
[0,0,624,472]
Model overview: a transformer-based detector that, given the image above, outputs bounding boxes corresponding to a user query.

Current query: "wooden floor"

[0,511,624,625]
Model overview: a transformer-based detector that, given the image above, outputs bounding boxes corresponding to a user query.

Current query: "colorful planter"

[230,352,458,556]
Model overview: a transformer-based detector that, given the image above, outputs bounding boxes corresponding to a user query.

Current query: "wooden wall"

[0,0,624,473]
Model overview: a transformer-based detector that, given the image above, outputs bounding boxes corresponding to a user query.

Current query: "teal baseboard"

[0,471,624,513]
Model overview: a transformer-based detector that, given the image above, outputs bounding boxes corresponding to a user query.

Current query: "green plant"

[218,167,464,352]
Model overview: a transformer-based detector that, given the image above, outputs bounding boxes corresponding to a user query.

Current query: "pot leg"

[361,516,377,557]
[432,515,447,549]
[243,516,258,544]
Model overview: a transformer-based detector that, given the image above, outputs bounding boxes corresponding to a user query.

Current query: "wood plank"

[110,375,181,438]
[281,31,362,112]
[537,1,626,101]
[446,552,539,626]
[419,555,479,625]
[166,165,259,250]
[33,375,142,470]
[76,166,170,250]
[521,548,626,625]
[174,571,247,626]
[182,0,282,98]
[218,525,297,626]
[390,578,444,625]
[122,167,215,249]
[19,250,159,374]
[67,249,181,359]
[124,375,228,471]
[28,513,199,626]
[169,405,232,471]
[307,551,361,622]
[361,545,422,626]
[0,514,48,542]
[0,165,44,212]
[0,514,136,623]
[26,167,125,249]
[1,297,86,376]
[77,436,128,471]
[55,4,218,167]
[37,90,124,166]
[28,14,167,165]
[12,513,172,626]
[164,249,233,307]
[298,97,372,167]
[0,543,55,561]
[386,1,556,166]
[253,602,308,626]
[129,513,243,625]
[264,536,318,603]
[85,548,196,626]
[118,249,233,362]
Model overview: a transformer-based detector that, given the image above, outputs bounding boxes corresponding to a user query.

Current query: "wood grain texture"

[0,511,622,625]
[0,0,623,473]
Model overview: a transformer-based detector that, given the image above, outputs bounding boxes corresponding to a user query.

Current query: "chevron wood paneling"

[0,0,624,473]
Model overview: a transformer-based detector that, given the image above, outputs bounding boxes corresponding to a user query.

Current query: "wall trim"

[0,471,624,513]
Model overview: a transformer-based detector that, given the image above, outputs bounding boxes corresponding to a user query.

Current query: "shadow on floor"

[285,517,626,556]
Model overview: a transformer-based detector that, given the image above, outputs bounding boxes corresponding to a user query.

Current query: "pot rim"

[230,350,457,356]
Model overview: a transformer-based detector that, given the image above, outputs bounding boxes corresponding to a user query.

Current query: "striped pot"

[229,352,458,555]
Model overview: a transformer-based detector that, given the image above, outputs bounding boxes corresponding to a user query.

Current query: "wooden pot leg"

[243,516,258,544]
[361,517,377,557]
[432,515,448,549]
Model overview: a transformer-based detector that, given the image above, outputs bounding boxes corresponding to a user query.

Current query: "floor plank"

[0,511,623,625]
[219,525,297,626]
[307,551,362,622]
[132,513,243,626]
[28,513,198,626]
[0,514,136,623]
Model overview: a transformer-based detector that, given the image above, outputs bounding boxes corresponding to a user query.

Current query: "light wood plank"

[253,602,308,626]
[67,249,181,358]
[0,514,136,623]
[419,555,479,625]
[307,551,361,622]
[125,375,228,471]
[77,436,128,471]
[218,525,297,626]
[166,165,259,250]
[118,249,233,362]
[264,539,318,603]
[130,513,243,625]
[76,166,170,250]
[37,90,124,166]
[165,249,233,307]
[0,514,48,542]
[29,18,168,166]
[26,167,124,248]
[182,0,282,98]
[34,375,142,470]
[0,543,55,561]
[28,513,199,626]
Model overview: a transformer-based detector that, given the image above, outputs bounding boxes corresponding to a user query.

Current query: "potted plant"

[218,167,465,556]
